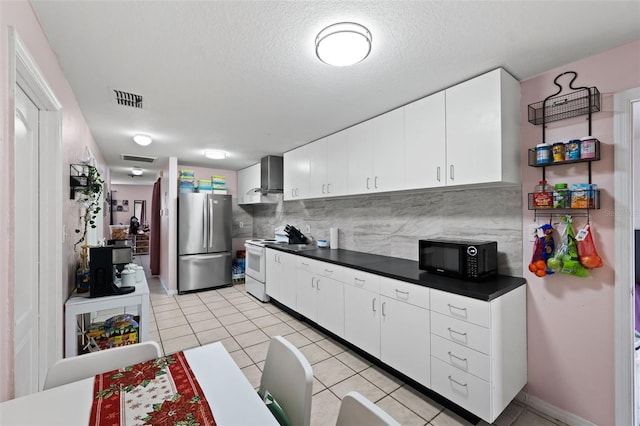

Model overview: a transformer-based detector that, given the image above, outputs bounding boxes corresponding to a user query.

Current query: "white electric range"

[244,239,285,302]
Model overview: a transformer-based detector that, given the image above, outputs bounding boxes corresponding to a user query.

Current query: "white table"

[0,342,278,426]
[64,276,150,357]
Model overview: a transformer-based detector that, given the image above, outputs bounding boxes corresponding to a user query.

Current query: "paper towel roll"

[330,228,339,250]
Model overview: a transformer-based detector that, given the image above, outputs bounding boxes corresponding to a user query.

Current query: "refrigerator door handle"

[209,196,214,248]
[202,198,207,249]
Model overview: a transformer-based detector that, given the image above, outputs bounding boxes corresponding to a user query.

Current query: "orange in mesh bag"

[576,223,603,269]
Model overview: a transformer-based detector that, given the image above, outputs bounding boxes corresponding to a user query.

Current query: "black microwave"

[418,239,498,281]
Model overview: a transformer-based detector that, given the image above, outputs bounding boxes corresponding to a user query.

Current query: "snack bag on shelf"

[576,223,603,269]
[528,223,555,277]
[547,216,590,277]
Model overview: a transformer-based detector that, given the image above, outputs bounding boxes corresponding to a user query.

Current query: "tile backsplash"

[236,185,523,276]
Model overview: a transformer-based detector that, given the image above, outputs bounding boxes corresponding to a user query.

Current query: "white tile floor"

[140,277,567,426]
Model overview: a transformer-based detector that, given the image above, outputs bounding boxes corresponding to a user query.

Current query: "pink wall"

[0,1,108,401]
[520,40,640,425]
[110,184,153,226]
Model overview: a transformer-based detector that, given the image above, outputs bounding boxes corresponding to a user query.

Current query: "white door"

[380,296,431,387]
[405,91,447,189]
[344,285,380,357]
[372,107,405,192]
[308,138,328,198]
[14,86,40,397]
[347,120,374,194]
[326,131,348,197]
[316,276,344,338]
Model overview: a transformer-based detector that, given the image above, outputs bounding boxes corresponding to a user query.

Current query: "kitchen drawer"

[431,311,490,354]
[430,334,490,381]
[296,257,319,272]
[431,357,490,422]
[430,289,491,328]
[379,276,429,309]
[343,269,380,293]
[317,262,348,282]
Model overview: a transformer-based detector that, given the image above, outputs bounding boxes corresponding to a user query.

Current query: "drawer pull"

[448,327,468,340]
[448,351,468,364]
[448,303,468,318]
[324,269,333,274]
[395,289,409,300]
[448,375,468,388]
[354,277,365,286]
[301,262,309,267]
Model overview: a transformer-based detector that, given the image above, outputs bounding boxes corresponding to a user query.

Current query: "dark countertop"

[265,245,526,301]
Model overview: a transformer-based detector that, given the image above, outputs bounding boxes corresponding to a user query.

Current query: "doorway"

[614,86,640,426]
[11,29,63,395]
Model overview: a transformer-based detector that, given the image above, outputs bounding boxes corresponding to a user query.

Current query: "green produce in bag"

[547,216,590,278]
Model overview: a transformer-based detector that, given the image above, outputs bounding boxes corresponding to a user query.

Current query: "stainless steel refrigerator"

[178,193,232,293]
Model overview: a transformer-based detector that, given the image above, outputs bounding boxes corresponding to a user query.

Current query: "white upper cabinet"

[405,91,446,189]
[282,68,519,201]
[445,68,520,186]
[284,144,311,200]
[237,163,261,204]
[372,107,405,192]
[326,131,348,197]
[308,138,328,198]
[347,120,374,194]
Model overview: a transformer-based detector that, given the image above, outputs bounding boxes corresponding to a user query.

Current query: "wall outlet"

[239,222,244,229]
[305,225,311,233]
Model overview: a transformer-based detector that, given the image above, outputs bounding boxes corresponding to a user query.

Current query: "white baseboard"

[159,278,177,295]
[517,392,598,426]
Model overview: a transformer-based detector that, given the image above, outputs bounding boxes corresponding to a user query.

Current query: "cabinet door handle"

[448,303,468,318]
[372,297,377,312]
[327,183,331,194]
[381,301,386,317]
[366,177,370,190]
[450,165,454,181]
[291,188,295,198]
[322,184,326,194]
[437,166,441,182]
[354,277,365,286]
[374,176,379,189]
[311,277,315,288]
[448,376,468,388]
[448,351,468,364]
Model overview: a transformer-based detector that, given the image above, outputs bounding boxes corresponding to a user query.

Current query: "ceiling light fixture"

[205,150,226,160]
[315,22,372,67]
[131,167,143,176]
[133,134,152,146]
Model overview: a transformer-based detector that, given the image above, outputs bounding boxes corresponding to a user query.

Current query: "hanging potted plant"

[73,163,104,252]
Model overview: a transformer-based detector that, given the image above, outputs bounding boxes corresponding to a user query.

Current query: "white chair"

[258,336,313,426]
[336,391,401,426]
[43,340,162,390]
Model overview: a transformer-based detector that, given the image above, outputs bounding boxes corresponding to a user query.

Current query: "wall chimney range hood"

[259,155,283,195]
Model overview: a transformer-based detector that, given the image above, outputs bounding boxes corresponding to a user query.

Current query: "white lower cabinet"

[265,249,296,308]
[273,251,525,424]
[295,258,345,338]
[379,277,431,388]
[429,285,527,423]
[344,284,380,358]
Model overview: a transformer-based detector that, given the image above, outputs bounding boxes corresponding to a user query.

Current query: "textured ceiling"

[30,0,640,185]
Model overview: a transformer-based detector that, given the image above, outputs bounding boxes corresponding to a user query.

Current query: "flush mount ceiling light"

[205,150,226,160]
[131,167,143,176]
[315,22,372,67]
[133,134,152,146]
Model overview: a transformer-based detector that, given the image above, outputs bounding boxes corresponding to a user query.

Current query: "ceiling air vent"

[121,154,156,163]
[114,89,143,108]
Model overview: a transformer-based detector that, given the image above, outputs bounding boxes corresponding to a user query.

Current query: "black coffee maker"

[89,246,136,298]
